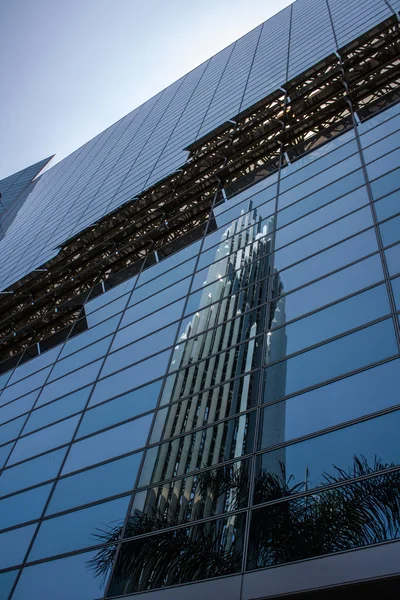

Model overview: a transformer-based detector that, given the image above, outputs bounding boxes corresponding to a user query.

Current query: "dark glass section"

[139,411,256,488]
[256,409,400,501]
[47,452,143,515]
[0,524,35,569]
[248,470,400,569]
[0,569,18,600]
[128,458,251,536]
[0,483,52,529]
[0,449,67,497]
[29,496,130,560]
[264,319,398,402]
[259,359,400,448]
[11,549,111,600]
[103,513,246,595]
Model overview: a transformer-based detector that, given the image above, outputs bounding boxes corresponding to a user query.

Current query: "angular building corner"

[1,0,400,598]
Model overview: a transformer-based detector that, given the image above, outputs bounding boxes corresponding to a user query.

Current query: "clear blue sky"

[0,0,292,180]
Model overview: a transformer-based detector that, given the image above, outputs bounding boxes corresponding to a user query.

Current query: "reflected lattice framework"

[0,15,399,366]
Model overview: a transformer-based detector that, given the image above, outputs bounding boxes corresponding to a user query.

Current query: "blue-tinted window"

[36,361,102,408]
[264,319,398,402]
[8,415,80,466]
[260,359,400,447]
[0,449,66,497]
[62,413,152,474]
[29,496,130,560]
[47,452,142,515]
[0,391,38,426]
[0,524,35,569]
[79,380,160,437]
[374,189,400,221]
[11,549,109,600]
[0,483,51,529]
[380,214,400,247]
[23,387,90,435]
[48,336,111,383]
[0,415,25,445]
[0,569,18,600]
[385,243,400,277]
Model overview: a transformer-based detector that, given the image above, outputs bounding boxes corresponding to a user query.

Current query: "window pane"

[79,380,161,437]
[0,524,35,569]
[29,496,130,560]
[380,214,400,247]
[272,254,384,324]
[264,319,398,402]
[47,452,142,515]
[248,472,400,569]
[0,483,52,529]
[0,415,25,445]
[267,284,390,362]
[107,513,246,595]
[260,359,400,448]
[23,387,90,435]
[0,391,38,426]
[8,415,80,466]
[0,570,18,600]
[62,413,152,474]
[374,189,400,221]
[11,549,109,600]
[385,243,400,277]
[0,449,66,497]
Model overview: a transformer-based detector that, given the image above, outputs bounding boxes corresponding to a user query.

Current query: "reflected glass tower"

[1,1,400,599]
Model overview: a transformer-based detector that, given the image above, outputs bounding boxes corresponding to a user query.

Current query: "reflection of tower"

[134,203,287,526]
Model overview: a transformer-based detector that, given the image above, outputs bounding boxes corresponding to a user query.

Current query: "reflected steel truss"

[0,15,399,366]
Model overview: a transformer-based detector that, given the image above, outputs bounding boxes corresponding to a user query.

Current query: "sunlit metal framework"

[0,15,399,369]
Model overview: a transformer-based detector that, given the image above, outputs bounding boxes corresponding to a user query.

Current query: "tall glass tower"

[1,0,400,598]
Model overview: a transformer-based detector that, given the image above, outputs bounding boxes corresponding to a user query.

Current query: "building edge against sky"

[1,0,400,598]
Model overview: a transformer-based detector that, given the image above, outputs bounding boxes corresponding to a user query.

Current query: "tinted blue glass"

[79,380,161,437]
[48,336,111,382]
[0,449,66,497]
[370,167,400,200]
[264,319,398,402]
[0,524,35,569]
[374,189,400,221]
[380,214,400,247]
[121,279,189,329]
[274,207,373,271]
[258,410,400,494]
[276,171,366,228]
[392,277,400,310]
[29,496,130,560]
[22,388,89,435]
[260,359,400,447]
[273,254,384,324]
[47,452,142,515]
[103,323,178,377]
[7,347,59,386]
[62,413,152,474]
[268,284,390,362]
[0,415,25,445]
[59,315,120,358]
[274,187,368,249]
[366,147,400,180]
[0,443,12,469]
[0,367,51,408]
[0,391,38,426]
[278,228,379,293]
[385,243,400,277]
[85,294,127,328]
[11,549,109,600]
[8,415,80,466]
[36,361,102,407]
[0,483,51,529]
[90,351,170,406]
[112,303,183,352]
[0,569,18,600]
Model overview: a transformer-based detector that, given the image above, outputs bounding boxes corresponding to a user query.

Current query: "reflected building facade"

[1,1,400,599]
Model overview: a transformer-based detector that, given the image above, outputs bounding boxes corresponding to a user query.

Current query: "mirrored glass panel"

[385,243,400,277]
[259,359,400,449]
[22,387,89,435]
[264,319,398,402]
[267,284,390,363]
[374,189,400,221]
[47,452,142,515]
[0,390,38,426]
[256,409,400,502]
[248,471,400,569]
[0,483,51,529]
[11,549,110,600]
[62,413,152,474]
[29,496,130,560]
[0,449,66,497]
[139,411,256,488]
[129,458,250,535]
[79,380,161,437]
[380,214,400,248]
[107,513,246,595]
[0,569,18,600]
[0,524,35,569]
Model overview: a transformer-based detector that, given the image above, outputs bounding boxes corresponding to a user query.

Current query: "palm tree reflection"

[88,456,400,594]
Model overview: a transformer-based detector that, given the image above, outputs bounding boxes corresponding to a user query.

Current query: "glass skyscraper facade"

[1,1,400,598]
